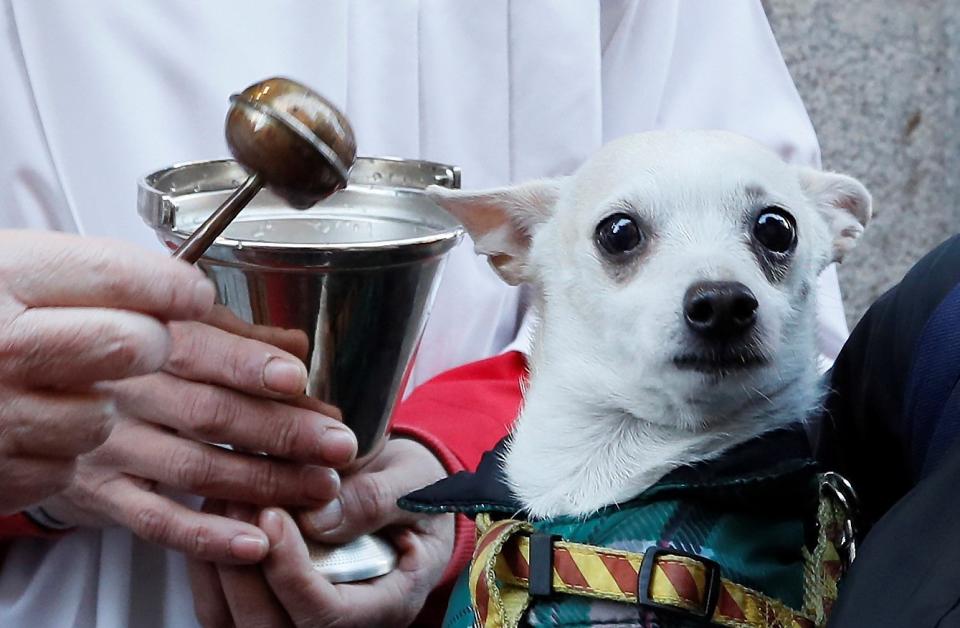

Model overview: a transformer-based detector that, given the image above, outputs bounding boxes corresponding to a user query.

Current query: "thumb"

[258,508,349,626]
[260,508,421,628]
[297,471,424,543]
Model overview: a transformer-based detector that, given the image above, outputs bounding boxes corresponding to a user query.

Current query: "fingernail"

[321,426,357,466]
[229,534,268,561]
[306,498,343,533]
[260,509,284,541]
[192,280,217,315]
[262,357,307,394]
[306,467,340,501]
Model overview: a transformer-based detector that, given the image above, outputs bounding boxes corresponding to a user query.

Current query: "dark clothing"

[821,234,960,627]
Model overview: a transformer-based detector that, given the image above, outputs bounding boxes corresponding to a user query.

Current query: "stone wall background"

[763,0,960,327]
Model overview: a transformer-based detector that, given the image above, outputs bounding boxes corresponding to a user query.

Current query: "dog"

[427,130,870,519]
[407,130,871,627]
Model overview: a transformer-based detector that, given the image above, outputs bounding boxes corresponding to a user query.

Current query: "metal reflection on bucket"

[139,157,463,582]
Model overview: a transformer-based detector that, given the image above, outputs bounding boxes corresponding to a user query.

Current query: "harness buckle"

[637,547,721,623]
[528,532,559,597]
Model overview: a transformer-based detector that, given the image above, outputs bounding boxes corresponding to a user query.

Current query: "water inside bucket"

[220,213,438,245]
[173,188,452,247]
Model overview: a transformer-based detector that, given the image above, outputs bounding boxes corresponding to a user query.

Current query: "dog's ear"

[427,178,565,284]
[797,167,872,263]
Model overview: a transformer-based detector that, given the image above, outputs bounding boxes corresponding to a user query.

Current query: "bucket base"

[308,534,397,583]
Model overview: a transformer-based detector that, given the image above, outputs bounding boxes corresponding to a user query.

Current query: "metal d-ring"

[820,471,859,566]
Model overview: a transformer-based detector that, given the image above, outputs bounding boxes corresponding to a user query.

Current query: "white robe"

[0,1,848,626]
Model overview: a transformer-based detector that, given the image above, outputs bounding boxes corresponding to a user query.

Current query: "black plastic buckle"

[528,532,559,597]
[637,547,721,623]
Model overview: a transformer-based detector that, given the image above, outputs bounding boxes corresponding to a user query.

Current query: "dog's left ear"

[427,178,565,285]
[797,167,872,263]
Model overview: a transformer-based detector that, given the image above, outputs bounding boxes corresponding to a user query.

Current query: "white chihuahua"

[428,130,870,519]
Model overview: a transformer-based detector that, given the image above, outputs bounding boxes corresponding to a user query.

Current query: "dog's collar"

[399,423,818,517]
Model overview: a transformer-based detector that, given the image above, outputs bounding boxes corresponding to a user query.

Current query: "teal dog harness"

[401,426,855,627]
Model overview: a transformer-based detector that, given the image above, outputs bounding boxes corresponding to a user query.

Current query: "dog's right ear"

[797,167,872,263]
[427,178,565,285]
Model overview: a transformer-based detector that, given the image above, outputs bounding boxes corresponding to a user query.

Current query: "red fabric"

[0,513,64,541]
[392,350,527,472]
[391,351,527,627]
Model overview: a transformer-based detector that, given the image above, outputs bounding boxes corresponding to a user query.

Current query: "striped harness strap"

[468,473,855,628]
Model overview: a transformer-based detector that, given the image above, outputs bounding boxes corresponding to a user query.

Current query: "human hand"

[189,438,455,627]
[0,230,215,514]
[38,304,358,564]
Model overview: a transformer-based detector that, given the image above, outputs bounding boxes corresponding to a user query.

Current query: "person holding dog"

[0,1,852,627]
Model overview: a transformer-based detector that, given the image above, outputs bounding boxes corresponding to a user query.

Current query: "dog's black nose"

[683,281,758,338]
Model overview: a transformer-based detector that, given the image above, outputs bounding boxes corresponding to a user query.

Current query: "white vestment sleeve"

[0,2,76,232]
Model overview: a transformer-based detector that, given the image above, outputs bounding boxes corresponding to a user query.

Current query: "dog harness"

[400,426,856,628]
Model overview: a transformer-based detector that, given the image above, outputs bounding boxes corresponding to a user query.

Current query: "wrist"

[389,427,463,478]
[389,436,448,482]
[23,504,75,532]
[0,511,73,540]
[28,493,94,530]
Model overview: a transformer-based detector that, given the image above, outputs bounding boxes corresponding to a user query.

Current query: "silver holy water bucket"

[138,156,463,581]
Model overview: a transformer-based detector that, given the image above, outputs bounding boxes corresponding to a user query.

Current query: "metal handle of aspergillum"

[172,173,263,263]
[141,79,463,583]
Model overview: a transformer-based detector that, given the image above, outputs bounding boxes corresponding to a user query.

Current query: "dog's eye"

[753,208,797,253]
[595,213,643,256]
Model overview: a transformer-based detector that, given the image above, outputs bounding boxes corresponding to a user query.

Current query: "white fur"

[428,131,871,519]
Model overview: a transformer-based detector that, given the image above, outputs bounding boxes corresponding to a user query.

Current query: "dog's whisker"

[749,385,773,404]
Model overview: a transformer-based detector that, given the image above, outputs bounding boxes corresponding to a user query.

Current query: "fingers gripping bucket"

[139,157,463,581]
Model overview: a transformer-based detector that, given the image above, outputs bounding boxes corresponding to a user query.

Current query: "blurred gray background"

[764,0,960,327]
